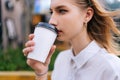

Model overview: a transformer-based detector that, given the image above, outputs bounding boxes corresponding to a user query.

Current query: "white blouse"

[51,41,120,80]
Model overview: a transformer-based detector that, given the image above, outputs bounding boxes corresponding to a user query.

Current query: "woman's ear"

[85,7,94,23]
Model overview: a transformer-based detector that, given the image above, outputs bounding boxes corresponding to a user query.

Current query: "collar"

[70,40,101,69]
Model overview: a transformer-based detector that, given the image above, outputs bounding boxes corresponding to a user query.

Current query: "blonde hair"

[76,0,120,54]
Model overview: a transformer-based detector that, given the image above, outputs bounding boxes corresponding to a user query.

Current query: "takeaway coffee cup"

[27,22,57,63]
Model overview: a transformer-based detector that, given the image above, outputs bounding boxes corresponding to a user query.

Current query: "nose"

[49,14,57,27]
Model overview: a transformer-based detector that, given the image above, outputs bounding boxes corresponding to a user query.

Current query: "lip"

[55,28,62,34]
[58,30,62,33]
[57,30,63,34]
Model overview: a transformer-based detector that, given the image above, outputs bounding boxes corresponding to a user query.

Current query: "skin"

[49,0,94,55]
[23,0,94,79]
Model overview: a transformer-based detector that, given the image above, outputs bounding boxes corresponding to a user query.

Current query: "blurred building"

[1,0,33,50]
[0,0,53,51]
[0,0,2,49]
[0,0,55,50]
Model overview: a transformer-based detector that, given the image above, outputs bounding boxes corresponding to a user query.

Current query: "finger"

[45,45,56,65]
[28,34,34,40]
[27,58,40,67]
[22,47,34,56]
[25,41,35,47]
[49,45,56,54]
[27,59,45,71]
[22,48,28,56]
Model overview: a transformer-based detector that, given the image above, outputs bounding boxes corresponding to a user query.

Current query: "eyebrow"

[50,5,67,11]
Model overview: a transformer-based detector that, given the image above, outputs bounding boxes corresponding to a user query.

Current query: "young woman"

[23,0,120,80]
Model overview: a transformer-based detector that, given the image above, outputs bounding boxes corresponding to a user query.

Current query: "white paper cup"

[27,22,57,63]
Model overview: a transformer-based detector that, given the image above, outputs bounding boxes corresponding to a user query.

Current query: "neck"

[70,32,92,56]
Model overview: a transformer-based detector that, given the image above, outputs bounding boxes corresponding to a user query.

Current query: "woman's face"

[49,0,89,42]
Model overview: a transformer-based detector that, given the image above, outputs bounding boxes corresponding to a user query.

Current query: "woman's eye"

[58,9,67,14]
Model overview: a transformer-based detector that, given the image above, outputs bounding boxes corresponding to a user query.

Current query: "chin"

[57,37,64,41]
[57,37,68,42]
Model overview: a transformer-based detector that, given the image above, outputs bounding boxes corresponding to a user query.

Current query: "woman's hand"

[22,34,56,79]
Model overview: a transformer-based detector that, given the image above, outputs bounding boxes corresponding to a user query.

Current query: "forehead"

[50,0,77,9]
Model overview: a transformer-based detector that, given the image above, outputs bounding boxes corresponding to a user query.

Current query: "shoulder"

[90,49,120,79]
[100,49,120,67]
[98,49,120,75]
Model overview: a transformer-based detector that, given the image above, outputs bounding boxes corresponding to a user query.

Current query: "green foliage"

[0,47,60,71]
[118,56,120,58]
[49,49,60,71]
[0,47,32,71]
[0,47,119,71]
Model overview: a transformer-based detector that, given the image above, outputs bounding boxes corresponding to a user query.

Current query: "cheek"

[57,13,85,40]
[64,14,85,28]
[65,20,84,38]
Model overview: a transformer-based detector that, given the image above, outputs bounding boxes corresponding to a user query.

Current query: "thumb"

[45,45,56,65]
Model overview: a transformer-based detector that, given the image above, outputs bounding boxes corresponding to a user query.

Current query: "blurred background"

[0,0,120,80]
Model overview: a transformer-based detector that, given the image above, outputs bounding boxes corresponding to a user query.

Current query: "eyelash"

[50,9,68,15]
[58,9,68,14]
